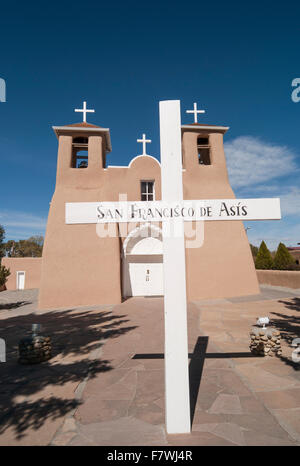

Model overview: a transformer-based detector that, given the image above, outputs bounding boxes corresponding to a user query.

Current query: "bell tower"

[38,104,122,310]
[182,104,259,300]
[52,121,112,187]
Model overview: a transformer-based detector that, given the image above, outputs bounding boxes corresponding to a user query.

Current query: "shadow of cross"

[133,336,254,426]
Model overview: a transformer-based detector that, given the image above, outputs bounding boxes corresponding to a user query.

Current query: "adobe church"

[4,102,260,309]
[38,100,261,309]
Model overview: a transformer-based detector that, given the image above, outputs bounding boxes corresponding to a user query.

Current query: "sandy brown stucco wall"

[38,124,260,310]
[257,270,300,289]
[2,257,42,290]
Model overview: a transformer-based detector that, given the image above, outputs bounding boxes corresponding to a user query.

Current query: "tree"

[28,235,44,248]
[0,225,5,262]
[250,244,258,258]
[4,236,44,257]
[4,240,17,257]
[273,242,295,270]
[255,241,274,269]
[0,265,10,288]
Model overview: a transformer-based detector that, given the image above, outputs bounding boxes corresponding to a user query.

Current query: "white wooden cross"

[74,101,95,123]
[65,100,281,435]
[160,101,191,434]
[137,133,151,156]
[186,102,205,123]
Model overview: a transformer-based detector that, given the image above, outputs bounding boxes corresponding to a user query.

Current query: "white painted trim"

[52,126,112,152]
[123,223,162,255]
[181,124,229,132]
[52,125,110,132]
[128,154,161,168]
[16,271,26,290]
[141,179,156,201]
[106,165,185,170]
[122,224,163,298]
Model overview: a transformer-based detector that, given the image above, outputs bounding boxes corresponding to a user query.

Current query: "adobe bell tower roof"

[65,122,102,128]
[52,121,112,153]
[183,102,229,134]
[181,123,229,134]
[52,101,112,152]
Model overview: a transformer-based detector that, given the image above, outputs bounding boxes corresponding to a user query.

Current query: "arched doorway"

[122,224,164,297]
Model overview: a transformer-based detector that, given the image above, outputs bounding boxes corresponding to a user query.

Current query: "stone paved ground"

[0,286,299,446]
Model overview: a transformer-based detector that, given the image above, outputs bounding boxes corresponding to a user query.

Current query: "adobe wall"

[257,270,300,289]
[289,250,300,263]
[2,257,42,290]
[38,136,162,309]
[182,130,259,300]
[38,124,260,309]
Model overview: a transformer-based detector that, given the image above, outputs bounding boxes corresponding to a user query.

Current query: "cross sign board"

[66,198,281,224]
[65,100,281,434]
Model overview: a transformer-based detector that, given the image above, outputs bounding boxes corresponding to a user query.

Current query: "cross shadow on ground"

[133,336,254,427]
[0,303,137,440]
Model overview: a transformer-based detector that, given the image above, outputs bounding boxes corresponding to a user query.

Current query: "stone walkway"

[0,286,299,446]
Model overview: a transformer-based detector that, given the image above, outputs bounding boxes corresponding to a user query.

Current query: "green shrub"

[250,244,259,258]
[273,243,295,270]
[255,241,274,269]
[0,265,10,287]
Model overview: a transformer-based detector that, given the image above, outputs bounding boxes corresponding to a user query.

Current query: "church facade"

[35,117,259,310]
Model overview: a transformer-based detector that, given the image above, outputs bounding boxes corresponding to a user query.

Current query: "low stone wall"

[250,327,282,357]
[18,335,52,364]
[257,270,300,289]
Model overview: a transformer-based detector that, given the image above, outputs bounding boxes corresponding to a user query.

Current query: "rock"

[250,326,281,357]
[18,335,52,365]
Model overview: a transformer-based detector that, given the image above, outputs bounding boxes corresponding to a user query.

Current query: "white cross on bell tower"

[74,101,95,123]
[186,102,205,123]
[137,133,151,156]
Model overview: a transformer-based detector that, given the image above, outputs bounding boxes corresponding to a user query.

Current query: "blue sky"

[0,0,299,249]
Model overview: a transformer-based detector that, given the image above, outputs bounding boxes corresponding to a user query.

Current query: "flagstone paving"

[0,285,299,446]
